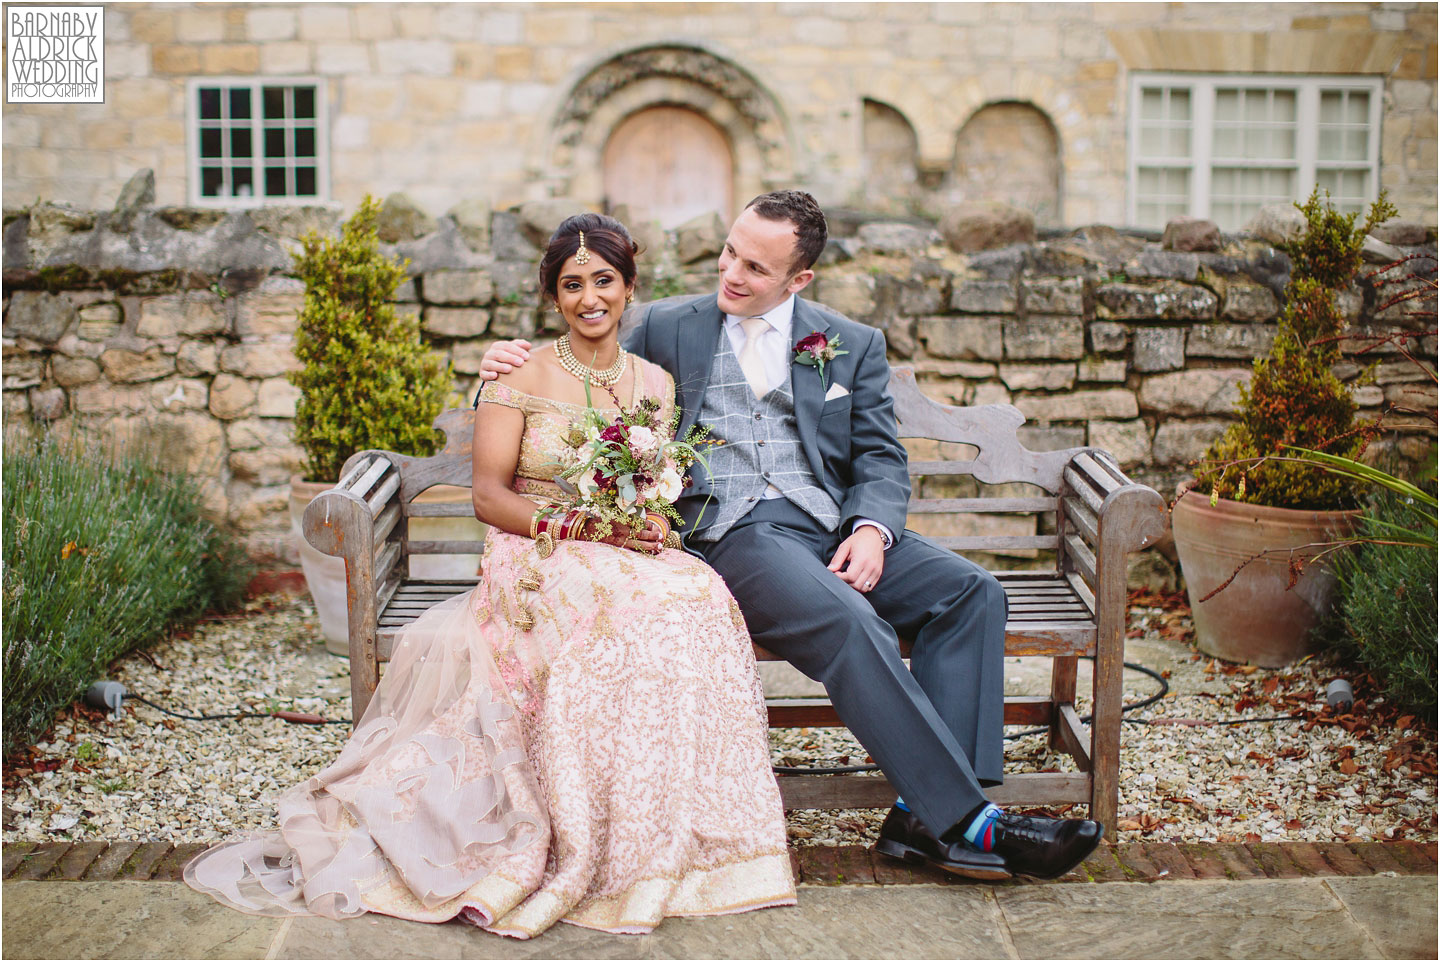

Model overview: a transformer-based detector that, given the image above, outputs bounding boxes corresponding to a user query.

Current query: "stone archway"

[544,45,794,219]
[952,102,1063,226]
[861,99,920,215]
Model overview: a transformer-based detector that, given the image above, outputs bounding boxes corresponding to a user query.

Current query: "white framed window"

[1128,74,1383,231]
[186,78,328,206]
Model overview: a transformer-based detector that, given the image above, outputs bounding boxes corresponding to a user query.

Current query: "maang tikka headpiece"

[574,230,590,265]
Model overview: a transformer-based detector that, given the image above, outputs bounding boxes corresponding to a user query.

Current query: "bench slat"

[367,472,402,518]
[1063,465,1106,516]
[373,502,402,552]
[373,539,402,587]
[768,695,1056,729]
[776,771,1091,810]
[905,459,981,476]
[930,535,1059,551]
[1072,451,1123,496]
[406,502,478,518]
[1061,495,1099,548]
[351,456,392,500]
[1063,533,1097,587]
[907,497,1056,514]
[1066,571,1098,613]
[406,540,488,554]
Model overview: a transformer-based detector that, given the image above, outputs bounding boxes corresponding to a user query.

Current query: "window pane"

[1215,89,1239,122]
[1272,127,1296,160]
[264,128,286,159]
[1140,126,1162,155]
[1272,89,1296,121]
[1213,126,1241,159]
[199,88,221,120]
[1345,129,1367,161]
[232,166,254,198]
[295,167,317,196]
[1320,91,1343,124]
[200,128,223,159]
[265,166,288,196]
[230,127,252,159]
[229,88,251,119]
[1170,89,1190,121]
[263,87,287,120]
[1141,88,1164,121]
[201,167,225,197]
[1318,128,1342,162]
[294,87,315,119]
[1347,91,1368,123]
[294,127,315,158]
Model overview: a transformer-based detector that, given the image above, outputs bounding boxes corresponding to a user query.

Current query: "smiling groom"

[482,190,1102,880]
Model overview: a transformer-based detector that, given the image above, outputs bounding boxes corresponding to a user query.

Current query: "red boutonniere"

[792,332,848,390]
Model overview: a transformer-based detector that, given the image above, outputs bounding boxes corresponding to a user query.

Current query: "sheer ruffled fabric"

[185,359,795,938]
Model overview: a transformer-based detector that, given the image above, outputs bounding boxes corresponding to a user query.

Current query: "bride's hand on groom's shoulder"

[480,339,534,380]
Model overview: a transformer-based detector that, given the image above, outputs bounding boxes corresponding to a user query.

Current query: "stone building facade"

[2,2,1436,229]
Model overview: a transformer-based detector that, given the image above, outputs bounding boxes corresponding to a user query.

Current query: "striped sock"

[963,803,1002,851]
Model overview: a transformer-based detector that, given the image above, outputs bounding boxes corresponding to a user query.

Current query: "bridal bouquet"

[552,387,718,539]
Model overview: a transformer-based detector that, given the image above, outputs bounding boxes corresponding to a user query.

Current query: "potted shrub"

[1172,188,1397,667]
[288,196,457,651]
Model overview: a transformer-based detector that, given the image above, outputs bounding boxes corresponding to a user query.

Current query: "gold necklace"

[555,333,628,387]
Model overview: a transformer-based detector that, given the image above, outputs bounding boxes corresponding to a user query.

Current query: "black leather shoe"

[874,806,1011,880]
[978,811,1103,879]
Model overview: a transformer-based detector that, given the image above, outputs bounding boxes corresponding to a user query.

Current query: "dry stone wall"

[4,196,1435,564]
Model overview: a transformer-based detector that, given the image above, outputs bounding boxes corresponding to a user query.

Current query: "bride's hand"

[580,518,664,555]
[479,339,533,380]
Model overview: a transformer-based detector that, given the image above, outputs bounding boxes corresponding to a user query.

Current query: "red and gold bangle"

[644,511,671,544]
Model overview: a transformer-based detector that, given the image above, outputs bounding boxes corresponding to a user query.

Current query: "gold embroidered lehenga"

[184,359,795,938]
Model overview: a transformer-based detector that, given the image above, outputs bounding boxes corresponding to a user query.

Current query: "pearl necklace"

[555,333,628,387]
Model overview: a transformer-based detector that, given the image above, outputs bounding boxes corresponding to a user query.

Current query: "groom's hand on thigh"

[827,526,885,594]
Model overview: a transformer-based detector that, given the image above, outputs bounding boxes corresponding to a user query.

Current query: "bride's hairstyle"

[539,213,640,298]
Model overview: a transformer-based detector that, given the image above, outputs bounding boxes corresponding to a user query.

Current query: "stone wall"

[3,195,1435,564]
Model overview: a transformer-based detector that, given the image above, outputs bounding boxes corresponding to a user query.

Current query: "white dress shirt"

[722,295,894,550]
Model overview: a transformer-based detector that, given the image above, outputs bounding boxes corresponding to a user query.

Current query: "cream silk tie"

[738,315,770,399]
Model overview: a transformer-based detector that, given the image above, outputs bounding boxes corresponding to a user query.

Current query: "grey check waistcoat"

[689,331,840,542]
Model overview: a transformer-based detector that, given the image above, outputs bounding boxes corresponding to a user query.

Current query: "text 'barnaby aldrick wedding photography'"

[6,5,104,104]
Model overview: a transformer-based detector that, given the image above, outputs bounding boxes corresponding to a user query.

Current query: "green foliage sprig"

[2,433,251,756]
[1201,188,1397,509]
[289,196,454,481]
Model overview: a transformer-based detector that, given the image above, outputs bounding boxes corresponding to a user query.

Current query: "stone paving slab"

[2,881,283,960]
[1325,875,1440,960]
[993,877,1397,959]
[5,876,1435,960]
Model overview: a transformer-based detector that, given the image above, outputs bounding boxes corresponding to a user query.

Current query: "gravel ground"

[3,590,1435,850]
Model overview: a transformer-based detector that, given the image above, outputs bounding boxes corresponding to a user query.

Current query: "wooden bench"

[303,367,1167,831]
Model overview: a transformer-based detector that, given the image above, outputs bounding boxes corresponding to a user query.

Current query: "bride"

[185,214,796,938]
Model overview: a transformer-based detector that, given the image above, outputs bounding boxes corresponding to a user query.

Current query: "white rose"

[626,425,659,456]
[577,471,599,498]
[657,467,683,503]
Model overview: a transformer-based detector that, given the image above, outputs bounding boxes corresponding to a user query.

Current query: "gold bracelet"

[529,508,543,541]
[535,530,555,559]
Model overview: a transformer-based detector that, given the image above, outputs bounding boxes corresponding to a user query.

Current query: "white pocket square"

[824,382,850,401]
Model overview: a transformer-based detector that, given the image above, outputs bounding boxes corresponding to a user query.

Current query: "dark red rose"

[600,423,628,443]
[795,332,828,355]
[596,472,617,491]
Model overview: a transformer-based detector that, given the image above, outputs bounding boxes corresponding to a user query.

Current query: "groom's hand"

[479,339,533,380]
[828,526,885,594]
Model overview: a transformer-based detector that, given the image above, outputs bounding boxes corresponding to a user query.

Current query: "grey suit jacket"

[622,293,911,539]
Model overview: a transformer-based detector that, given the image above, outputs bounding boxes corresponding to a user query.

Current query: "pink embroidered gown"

[184,359,795,938]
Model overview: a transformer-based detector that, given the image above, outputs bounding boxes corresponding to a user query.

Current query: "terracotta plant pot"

[291,476,486,656]
[1171,484,1358,667]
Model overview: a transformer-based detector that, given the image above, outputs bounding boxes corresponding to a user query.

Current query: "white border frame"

[1127,72,1384,229]
[185,76,330,207]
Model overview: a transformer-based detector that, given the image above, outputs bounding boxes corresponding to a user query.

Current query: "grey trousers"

[693,498,1008,837]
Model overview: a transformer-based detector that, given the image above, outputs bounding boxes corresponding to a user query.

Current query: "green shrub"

[1203,188,1397,509]
[289,195,454,481]
[1322,483,1438,718]
[2,433,251,756]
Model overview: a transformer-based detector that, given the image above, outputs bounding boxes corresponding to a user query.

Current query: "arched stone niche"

[861,99,920,215]
[545,45,794,221]
[952,102,1063,226]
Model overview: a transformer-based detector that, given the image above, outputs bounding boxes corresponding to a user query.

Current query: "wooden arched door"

[603,106,734,228]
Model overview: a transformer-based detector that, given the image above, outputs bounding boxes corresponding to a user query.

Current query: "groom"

[482,191,1101,879]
